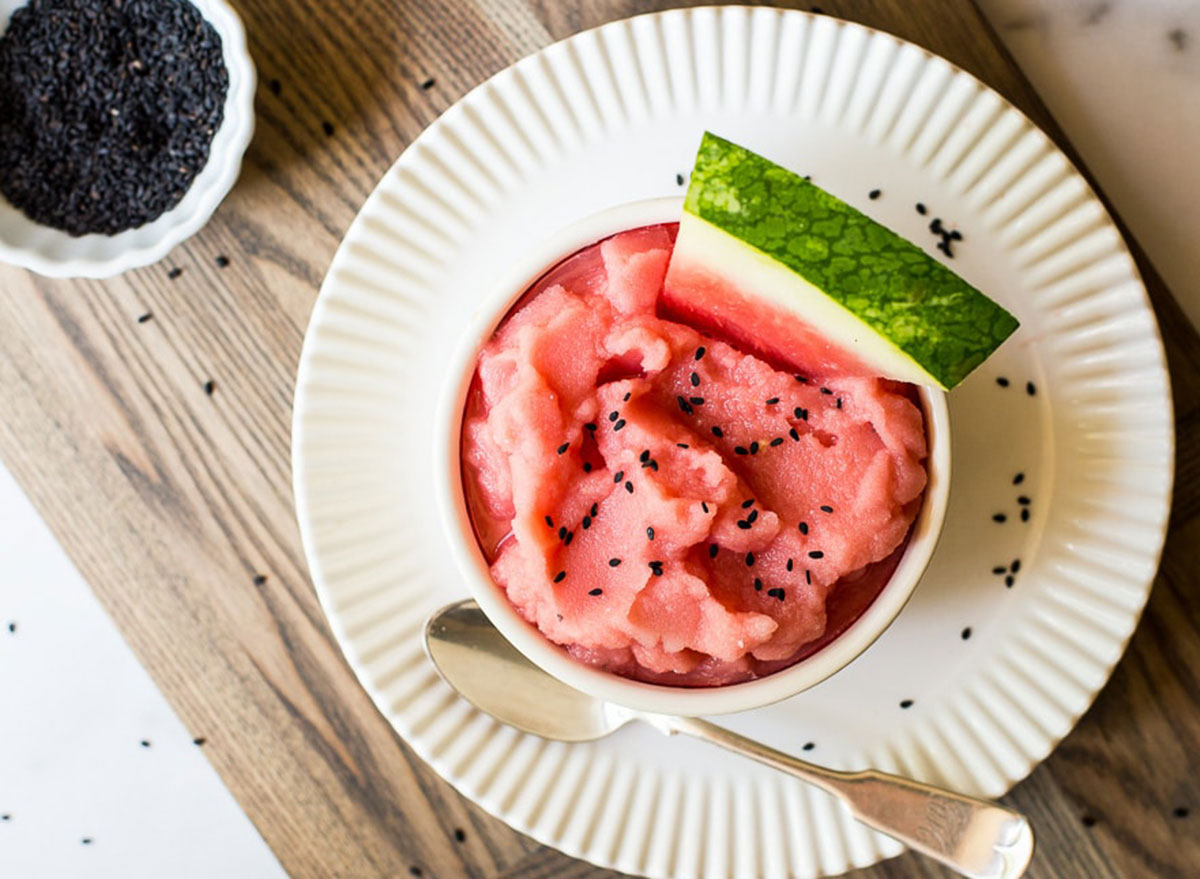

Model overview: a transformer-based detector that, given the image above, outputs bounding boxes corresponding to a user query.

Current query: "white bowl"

[0,0,255,278]
[434,197,951,717]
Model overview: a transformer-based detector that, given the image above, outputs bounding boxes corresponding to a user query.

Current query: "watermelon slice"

[663,133,1019,389]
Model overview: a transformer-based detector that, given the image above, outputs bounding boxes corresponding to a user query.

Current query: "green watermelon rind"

[683,132,1020,390]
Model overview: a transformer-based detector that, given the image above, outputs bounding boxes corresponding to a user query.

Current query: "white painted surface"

[0,463,286,879]
[1,2,1197,877]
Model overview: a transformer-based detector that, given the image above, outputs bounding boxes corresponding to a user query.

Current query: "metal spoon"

[425,599,1034,879]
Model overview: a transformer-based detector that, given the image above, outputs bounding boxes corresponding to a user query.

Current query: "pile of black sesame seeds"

[0,0,228,236]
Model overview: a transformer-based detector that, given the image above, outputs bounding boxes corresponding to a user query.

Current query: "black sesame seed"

[1011,559,1021,573]
[916,203,927,215]
[1020,508,1030,522]
[1081,816,1096,828]
[454,828,466,842]
[614,471,625,483]
[269,79,282,95]
[734,446,749,456]
[787,558,794,572]
[992,566,1006,575]
[798,522,809,535]
[962,627,972,640]
[609,410,620,422]
[820,505,834,513]
[582,516,591,529]
[737,521,751,530]
[770,437,784,447]
[640,449,650,463]
[421,78,436,90]
[558,526,567,539]
[410,867,424,878]
[950,230,963,241]
[215,255,230,268]
[557,443,569,455]
[7,622,15,634]
[766,397,779,405]
[803,741,815,750]
[140,740,151,748]
[1017,495,1031,505]
[930,217,943,234]
[1026,381,1037,396]
[690,372,701,387]
[820,387,833,395]
[808,551,824,559]
[997,377,1010,388]
[749,441,759,454]
[1013,472,1025,485]
[790,428,800,441]
[689,396,704,406]
[646,527,655,540]
[82,838,93,845]
[695,347,706,360]
[754,578,763,591]
[869,189,881,200]
[709,544,718,558]
[204,380,215,396]
[553,571,566,583]
[137,312,153,323]
[322,121,335,136]
[676,173,685,186]
[745,552,755,567]
[614,419,626,431]
[712,426,724,438]
[747,510,758,523]
[1005,575,1015,588]
[900,699,914,708]
[1173,807,1190,818]
[193,737,206,746]
[168,267,183,280]
[993,513,1007,523]
[252,575,267,587]
[805,569,812,584]
[588,588,603,596]
[582,462,593,473]
[625,481,633,493]
[609,558,621,567]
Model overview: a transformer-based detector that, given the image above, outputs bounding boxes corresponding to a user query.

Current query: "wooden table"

[1,2,1196,877]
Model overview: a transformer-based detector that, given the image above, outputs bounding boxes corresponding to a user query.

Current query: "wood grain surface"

[0,2,1196,878]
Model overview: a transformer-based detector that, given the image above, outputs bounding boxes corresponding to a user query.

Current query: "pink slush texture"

[461,225,928,686]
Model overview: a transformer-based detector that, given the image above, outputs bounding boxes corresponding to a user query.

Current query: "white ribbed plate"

[292,8,1173,878]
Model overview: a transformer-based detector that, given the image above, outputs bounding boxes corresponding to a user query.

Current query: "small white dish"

[0,0,255,278]
[432,196,952,718]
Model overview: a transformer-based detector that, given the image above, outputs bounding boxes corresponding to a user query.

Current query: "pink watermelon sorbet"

[461,225,928,687]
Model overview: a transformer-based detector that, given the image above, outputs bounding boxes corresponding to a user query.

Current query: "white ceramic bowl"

[434,197,951,716]
[0,0,255,278]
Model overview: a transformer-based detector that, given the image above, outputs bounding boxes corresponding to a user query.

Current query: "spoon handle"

[659,716,1034,879]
